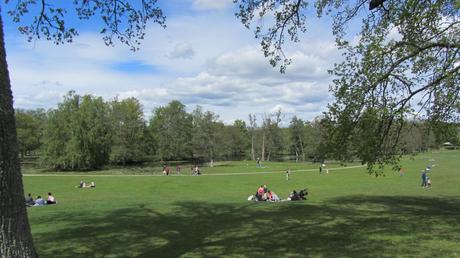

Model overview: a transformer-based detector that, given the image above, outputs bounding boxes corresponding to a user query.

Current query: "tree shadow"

[32,196,460,257]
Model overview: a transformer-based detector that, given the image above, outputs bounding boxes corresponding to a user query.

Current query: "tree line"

[16,91,458,171]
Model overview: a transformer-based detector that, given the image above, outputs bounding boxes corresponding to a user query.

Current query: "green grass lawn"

[23,150,460,257]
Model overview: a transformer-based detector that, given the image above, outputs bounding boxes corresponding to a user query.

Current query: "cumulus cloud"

[169,42,195,59]
[269,104,294,114]
[6,5,340,124]
[14,89,62,109]
[192,0,232,10]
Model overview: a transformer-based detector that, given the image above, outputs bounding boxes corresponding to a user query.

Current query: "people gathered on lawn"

[25,192,58,207]
[77,180,96,188]
[249,184,306,202]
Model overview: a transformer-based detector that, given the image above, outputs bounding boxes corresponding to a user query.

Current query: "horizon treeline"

[15,91,458,170]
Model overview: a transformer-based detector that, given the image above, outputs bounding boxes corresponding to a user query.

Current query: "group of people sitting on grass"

[248,185,308,202]
[288,189,308,201]
[254,185,281,201]
[76,180,96,188]
[25,192,57,207]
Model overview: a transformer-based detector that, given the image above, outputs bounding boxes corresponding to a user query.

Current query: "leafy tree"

[41,92,111,170]
[248,113,257,160]
[148,100,192,161]
[191,106,221,166]
[109,97,147,165]
[289,116,306,162]
[216,121,252,161]
[0,1,165,255]
[15,109,46,157]
[235,0,460,172]
[399,121,437,153]
[304,116,330,162]
[231,119,251,159]
[261,109,284,161]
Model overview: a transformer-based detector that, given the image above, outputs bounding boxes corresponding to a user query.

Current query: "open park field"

[23,150,460,257]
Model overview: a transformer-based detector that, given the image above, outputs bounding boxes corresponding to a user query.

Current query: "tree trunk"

[261,132,265,161]
[0,12,38,258]
[209,148,214,167]
[299,136,305,162]
[251,133,255,160]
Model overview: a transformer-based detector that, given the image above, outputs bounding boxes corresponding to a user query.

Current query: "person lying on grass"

[76,180,96,188]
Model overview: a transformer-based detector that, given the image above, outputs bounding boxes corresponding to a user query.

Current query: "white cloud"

[269,104,294,114]
[192,0,232,10]
[169,42,195,59]
[6,7,341,123]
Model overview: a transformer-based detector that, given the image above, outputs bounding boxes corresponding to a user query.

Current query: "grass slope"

[24,150,460,257]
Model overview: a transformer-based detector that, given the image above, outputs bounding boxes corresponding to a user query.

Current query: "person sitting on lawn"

[34,196,45,206]
[25,193,35,206]
[298,189,308,200]
[46,192,56,205]
[76,180,86,188]
[89,181,96,188]
[262,191,270,201]
[270,191,280,201]
[289,190,301,201]
[256,185,265,200]
[267,190,273,200]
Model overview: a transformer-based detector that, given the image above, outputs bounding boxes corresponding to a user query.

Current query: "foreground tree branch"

[235,0,460,173]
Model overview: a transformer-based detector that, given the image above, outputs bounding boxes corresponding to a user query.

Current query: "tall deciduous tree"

[248,113,257,160]
[261,109,284,161]
[289,116,306,162]
[235,0,460,173]
[109,97,147,165]
[15,109,46,158]
[231,119,251,159]
[149,100,192,161]
[191,106,221,166]
[0,1,165,255]
[42,92,112,170]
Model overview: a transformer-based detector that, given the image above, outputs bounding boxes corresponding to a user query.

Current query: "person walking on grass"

[286,168,291,181]
[421,170,427,187]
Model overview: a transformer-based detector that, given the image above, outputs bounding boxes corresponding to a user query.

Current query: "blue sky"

[2,0,342,124]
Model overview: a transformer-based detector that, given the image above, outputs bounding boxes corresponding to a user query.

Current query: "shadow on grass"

[32,196,460,257]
